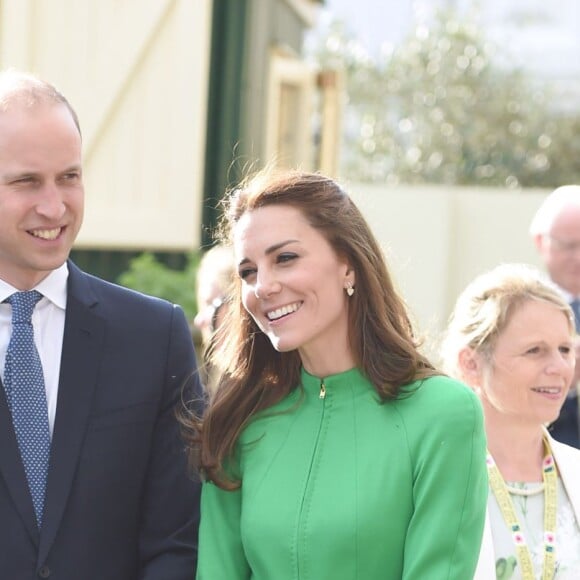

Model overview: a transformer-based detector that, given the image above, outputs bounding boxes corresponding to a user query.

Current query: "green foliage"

[117,251,201,321]
[311,10,580,188]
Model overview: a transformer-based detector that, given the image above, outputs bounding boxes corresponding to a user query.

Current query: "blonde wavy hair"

[441,263,574,384]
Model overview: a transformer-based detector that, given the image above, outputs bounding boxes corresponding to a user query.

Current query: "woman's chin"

[268,335,297,353]
[273,345,297,354]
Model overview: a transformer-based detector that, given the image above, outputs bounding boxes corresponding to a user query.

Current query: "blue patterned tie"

[3,291,51,527]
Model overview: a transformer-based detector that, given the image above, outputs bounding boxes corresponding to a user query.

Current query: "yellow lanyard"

[486,439,558,580]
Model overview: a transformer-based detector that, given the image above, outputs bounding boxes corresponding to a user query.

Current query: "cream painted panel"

[0,0,33,67]
[0,0,212,250]
[265,51,317,171]
[284,0,319,26]
[79,0,212,249]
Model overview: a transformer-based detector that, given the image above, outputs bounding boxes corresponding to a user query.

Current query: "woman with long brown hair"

[187,170,487,579]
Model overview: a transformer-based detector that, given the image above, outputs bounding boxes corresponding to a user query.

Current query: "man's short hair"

[0,68,81,136]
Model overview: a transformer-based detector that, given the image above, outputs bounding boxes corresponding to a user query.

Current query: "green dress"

[197,368,488,579]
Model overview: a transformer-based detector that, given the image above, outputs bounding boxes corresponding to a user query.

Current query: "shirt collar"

[0,263,68,309]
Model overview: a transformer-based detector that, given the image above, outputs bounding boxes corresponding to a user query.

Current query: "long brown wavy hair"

[183,170,437,489]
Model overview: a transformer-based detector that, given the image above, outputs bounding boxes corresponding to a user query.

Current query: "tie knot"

[6,291,43,324]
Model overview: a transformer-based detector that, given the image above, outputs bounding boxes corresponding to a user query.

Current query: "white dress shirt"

[0,263,68,435]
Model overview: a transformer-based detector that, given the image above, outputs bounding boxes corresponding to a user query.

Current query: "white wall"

[348,183,549,355]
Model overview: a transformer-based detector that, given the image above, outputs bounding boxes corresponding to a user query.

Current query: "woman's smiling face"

[482,299,575,426]
[234,204,354,371]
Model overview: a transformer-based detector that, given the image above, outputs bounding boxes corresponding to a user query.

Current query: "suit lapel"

[472,508,495,580]
[548,430,580,522]
[0,381,40,544]
[38,263,105,563]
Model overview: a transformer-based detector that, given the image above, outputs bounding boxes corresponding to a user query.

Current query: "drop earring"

[346,282,354,297]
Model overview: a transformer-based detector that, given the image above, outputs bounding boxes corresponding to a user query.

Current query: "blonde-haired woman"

[442,263,580,579]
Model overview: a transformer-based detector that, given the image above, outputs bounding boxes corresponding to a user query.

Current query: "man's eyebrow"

[60,164,83,174]
[3,171,38,181]
[2,164,82,183]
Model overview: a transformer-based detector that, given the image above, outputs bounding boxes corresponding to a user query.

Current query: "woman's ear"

[458,347,483,386]
[346,268,355,288]
[341,261,355,287]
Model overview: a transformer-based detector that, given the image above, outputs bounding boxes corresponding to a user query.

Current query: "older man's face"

[536,205,580,295]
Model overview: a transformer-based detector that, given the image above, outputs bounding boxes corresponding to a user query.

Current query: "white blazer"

[473,429,580,579]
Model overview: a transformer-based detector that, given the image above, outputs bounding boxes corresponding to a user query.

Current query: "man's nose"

[36,183,66,220]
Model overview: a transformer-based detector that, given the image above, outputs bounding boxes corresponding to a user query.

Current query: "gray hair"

[529,185,580,237]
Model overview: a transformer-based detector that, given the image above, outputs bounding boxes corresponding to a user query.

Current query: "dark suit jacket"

[0,261,202,579]
[548,297,580,449]
[549,391,580,448]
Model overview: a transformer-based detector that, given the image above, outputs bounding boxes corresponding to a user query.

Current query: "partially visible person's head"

[530,185,580,295]
[193,244,235,345]
[442,264,575,425]
[0,69,84,290]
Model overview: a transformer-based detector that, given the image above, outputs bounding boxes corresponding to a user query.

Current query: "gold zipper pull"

[319,382,326,399]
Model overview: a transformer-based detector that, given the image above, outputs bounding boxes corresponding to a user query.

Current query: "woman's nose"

[546,351,573,376]
[254,273,281,299]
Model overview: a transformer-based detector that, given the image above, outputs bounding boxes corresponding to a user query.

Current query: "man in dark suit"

[0,70,201,578]
[531,185,580,448]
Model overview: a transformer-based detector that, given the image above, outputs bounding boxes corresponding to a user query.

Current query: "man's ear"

[534,233,546,253]
[458,347,483,385]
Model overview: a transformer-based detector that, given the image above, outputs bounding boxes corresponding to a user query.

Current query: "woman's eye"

[239,267,256,280]
[277,253,297,264]
[559,346,572,355]
[525,347,540,355]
